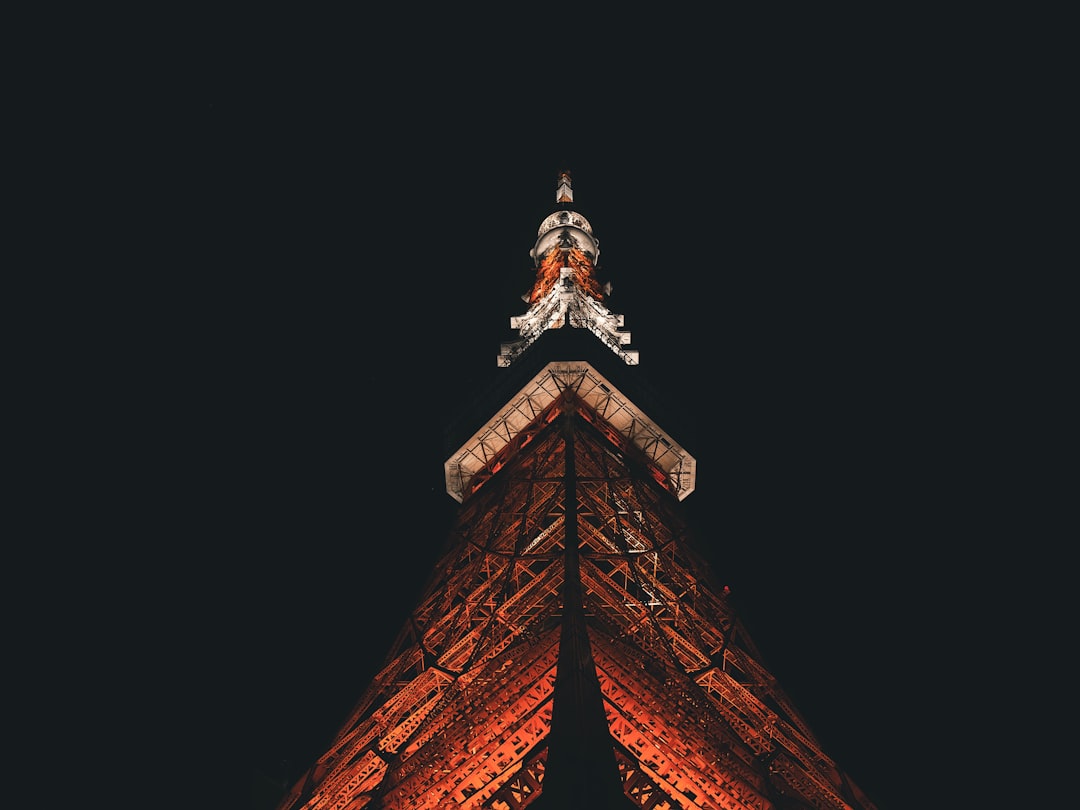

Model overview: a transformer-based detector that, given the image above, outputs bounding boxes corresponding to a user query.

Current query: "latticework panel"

[276,391,875,810]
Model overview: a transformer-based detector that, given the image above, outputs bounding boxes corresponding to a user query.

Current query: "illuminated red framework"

[275,387,877,810]
[274,171,877,810]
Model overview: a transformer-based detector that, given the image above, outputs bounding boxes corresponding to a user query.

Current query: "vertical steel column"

[534,408,631,809]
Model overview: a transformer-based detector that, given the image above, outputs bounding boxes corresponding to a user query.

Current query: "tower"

[273,171,879,810]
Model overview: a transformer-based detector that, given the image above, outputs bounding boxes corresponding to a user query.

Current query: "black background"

[160,19,1013,810]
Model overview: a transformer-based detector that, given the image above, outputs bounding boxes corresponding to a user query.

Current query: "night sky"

[199,30,993,810]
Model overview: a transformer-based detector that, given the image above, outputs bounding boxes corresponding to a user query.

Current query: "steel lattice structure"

[274,172,878,810]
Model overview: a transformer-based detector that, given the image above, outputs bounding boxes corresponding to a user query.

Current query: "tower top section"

[500,171,636,367]
[530,171,599,266]
[555,169,573,203]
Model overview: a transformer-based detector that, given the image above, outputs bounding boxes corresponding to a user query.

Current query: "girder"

[447,362,695,503]
[278,397,873,810]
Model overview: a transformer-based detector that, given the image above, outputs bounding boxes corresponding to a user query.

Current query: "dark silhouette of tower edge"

[273,171,879,810]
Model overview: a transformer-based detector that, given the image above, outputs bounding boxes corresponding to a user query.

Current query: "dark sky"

[204,31,991,810]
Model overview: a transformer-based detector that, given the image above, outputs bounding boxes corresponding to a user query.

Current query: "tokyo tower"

[272,171,879,810]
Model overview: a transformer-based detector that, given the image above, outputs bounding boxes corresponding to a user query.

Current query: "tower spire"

[500,173,638,367]
[556,169,573,204]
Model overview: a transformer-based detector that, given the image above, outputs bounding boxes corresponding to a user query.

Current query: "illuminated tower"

[274,172,878,810]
